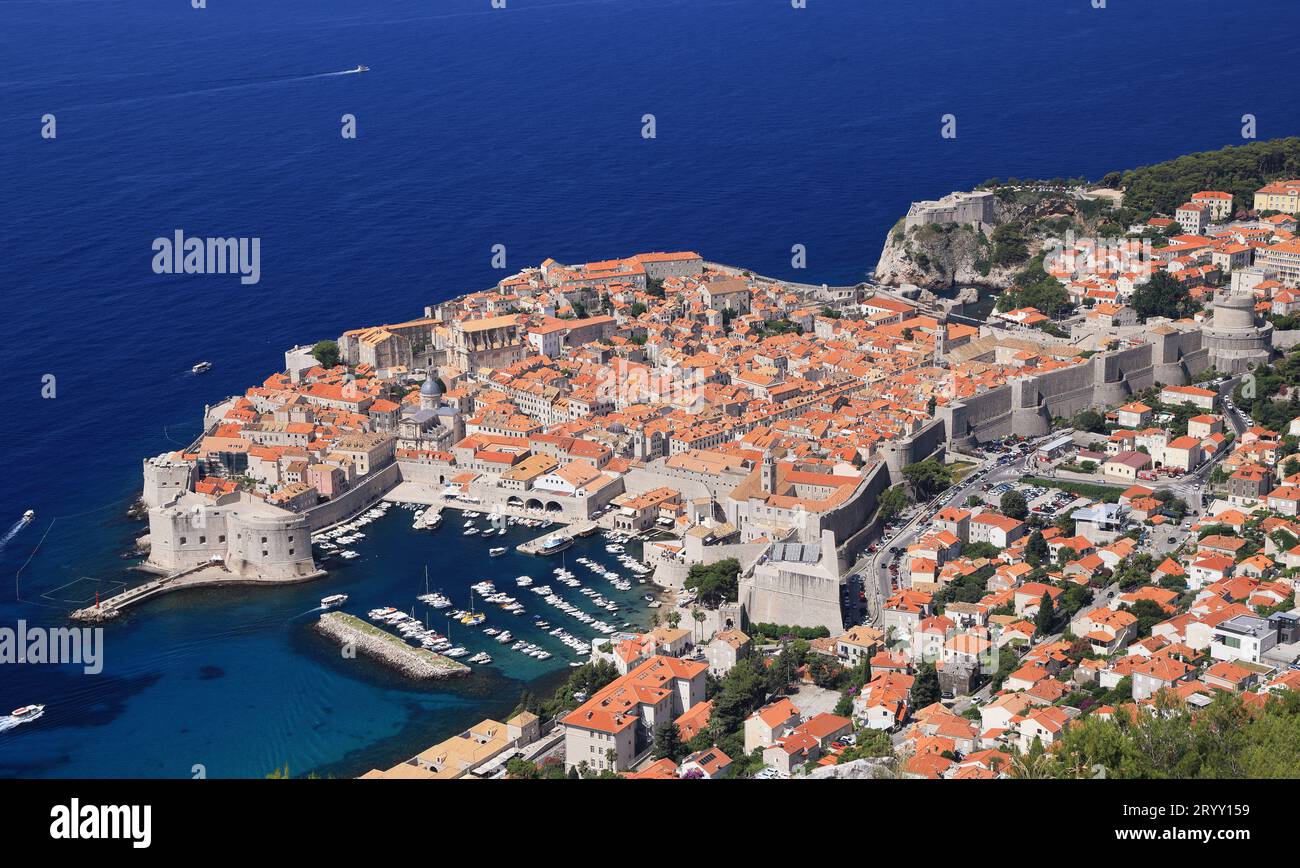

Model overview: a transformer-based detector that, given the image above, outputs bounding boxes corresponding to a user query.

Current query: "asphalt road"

[848,435,1058,626]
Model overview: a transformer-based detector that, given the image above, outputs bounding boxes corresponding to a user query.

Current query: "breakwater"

[314,612,470,679]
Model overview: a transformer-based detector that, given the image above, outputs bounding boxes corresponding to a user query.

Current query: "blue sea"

[0,0,1296,777]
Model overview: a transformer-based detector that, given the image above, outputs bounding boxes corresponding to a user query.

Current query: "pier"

[413,506,444,529]
[70,562,326,623]
[516,520,596,555]
[314,612,470,679]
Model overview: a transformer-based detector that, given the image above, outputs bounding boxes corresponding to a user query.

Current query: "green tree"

[1072,409,1107,433]
[912,662,941,709]
[1131,271,1199,322]
[902,459,953,499]
[878,484,912,521]
[684,558,741,607]
[311,340,340,369]
[652,720,685,762]
[1034,592,1056,638]
[1000,489,1028,520]
[1025,530,1050,566]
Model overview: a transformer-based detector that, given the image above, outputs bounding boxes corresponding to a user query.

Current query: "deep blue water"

[0,0,1296,777]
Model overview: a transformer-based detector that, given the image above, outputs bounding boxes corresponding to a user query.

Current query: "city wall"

[942,330,1211,446]
[305,462,402,532]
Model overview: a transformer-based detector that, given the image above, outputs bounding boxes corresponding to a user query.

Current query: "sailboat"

[460,587,485,626]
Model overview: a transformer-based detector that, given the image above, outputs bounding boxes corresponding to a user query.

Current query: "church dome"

[420,375,443,397]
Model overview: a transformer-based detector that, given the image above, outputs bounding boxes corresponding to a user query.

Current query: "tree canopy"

[684,558,740,607]
[311,340,340,369]
[1131,271,1200,322]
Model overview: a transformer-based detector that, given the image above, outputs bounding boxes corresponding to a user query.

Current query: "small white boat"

[11,704,44,719]
[489,547,507,557]
[353,64,370,73]
[192,361,212,374]
[22,509,34,523]
[320,594,348,609]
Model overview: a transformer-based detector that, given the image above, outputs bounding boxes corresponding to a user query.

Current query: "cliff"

[873,189,1091,290]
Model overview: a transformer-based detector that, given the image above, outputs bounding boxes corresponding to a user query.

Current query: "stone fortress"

[903,190,996,231]
[1202,286,1274,374]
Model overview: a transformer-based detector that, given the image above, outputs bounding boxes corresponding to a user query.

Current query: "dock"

[516,520,596,555]
[314,612,470,679]
[412,505,444,529]
[70,563,326,623]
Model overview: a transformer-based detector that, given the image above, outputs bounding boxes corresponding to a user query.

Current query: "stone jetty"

[314,612,470,679]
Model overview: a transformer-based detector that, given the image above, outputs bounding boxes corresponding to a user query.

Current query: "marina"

[303,504,659,680]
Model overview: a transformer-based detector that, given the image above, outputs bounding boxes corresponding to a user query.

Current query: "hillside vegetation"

[1103,137,1300,216]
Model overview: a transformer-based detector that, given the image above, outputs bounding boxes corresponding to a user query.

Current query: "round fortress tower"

[1203,288,1272,374]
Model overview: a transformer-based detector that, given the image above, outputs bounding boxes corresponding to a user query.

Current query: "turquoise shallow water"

[0,504,653,778]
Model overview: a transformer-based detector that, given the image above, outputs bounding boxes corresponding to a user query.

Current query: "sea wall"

[305,463,401,532]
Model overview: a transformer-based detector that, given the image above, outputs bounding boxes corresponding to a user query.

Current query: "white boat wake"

[0,69,366,124]
[0,516,30,551]
[0,711,42,733]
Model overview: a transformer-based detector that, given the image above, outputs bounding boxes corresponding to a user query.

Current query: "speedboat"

[463,527,480,536]
[192,361,212,374]
[320,594,348,609]
[353,64,369,73]
[22,509,34,523]
[11,704,44,719]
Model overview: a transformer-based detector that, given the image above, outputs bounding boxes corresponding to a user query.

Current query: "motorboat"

[320,594,348,609]
[22,509,34,523]
[489,546,507,557]
[11,704,44,719]
[192,361,212,374]
[353,64,369,73]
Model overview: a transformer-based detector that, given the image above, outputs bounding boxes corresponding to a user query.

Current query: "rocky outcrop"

[874,189,1088,290]
[804,757,899,779]
[874,222,1017,290]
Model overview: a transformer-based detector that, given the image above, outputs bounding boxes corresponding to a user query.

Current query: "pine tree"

[652,720,684,762]
[1034,592,1055,638]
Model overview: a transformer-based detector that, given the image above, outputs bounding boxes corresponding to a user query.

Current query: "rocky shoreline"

[314,612,470,679]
